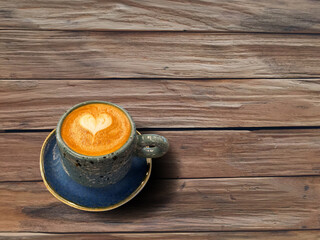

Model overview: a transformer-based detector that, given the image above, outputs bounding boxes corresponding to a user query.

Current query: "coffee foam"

[79,113,112,135]
[61,103,131,156]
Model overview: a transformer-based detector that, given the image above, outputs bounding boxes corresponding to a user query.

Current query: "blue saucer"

[40,130,152,211]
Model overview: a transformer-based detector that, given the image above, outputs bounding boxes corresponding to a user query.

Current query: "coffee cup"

[56,101,169,188]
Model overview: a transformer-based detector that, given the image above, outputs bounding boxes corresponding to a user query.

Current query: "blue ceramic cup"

[56,101,169,188]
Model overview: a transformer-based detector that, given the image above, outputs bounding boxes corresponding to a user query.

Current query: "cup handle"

[135,134,169,158]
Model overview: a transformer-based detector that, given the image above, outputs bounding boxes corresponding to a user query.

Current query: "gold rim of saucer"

[40,129,152,212]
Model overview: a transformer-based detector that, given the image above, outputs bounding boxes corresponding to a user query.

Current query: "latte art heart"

[79,113,112,135]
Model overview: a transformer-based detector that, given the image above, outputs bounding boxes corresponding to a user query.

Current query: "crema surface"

[61,103,131,156]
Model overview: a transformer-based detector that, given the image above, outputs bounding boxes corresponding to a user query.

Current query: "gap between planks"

[2,231,320,240]
[1,77,320,81]
[3,229,320,233]
[3,174,320,184]
[2,126,320,133]
[2,29,320,34]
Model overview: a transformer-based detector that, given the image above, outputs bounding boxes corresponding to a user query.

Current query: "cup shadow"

[96,148,179,219]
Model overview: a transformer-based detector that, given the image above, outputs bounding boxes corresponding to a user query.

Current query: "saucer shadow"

[22,150,180,223]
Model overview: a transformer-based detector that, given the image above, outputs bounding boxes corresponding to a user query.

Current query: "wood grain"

[1,130,320,181]
[1,177,319,232]
[1,231,320,240]
[0,0,319,32]
[1,79,320,129]
[1,31,320,79]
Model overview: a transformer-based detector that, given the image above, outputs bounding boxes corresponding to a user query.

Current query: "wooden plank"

[1,130,320,181]
[0,31,320,79]
[1,231,320,240]
[1,177,319,232]
[0,0,319,32]
[1,79,320,129]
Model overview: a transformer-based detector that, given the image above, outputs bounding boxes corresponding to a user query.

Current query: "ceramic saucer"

[40,130,152,212]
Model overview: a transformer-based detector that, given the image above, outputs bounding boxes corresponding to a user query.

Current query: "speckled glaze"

[56,101,169,188]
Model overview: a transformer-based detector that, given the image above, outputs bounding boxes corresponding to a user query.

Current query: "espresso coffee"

[61,103,131,156]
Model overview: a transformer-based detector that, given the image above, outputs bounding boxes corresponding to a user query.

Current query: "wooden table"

[1,1,320,239]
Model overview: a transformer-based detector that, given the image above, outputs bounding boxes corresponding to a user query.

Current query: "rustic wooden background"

[1,0,320,239]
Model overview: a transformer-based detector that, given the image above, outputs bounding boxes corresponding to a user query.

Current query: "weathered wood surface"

[0,177,319,232]
[0,0,319,32]
[1,130,320,181]
[1,0,320,238]
[1,32,320,79]
[1,231,320,240]
[1,79,320,129]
